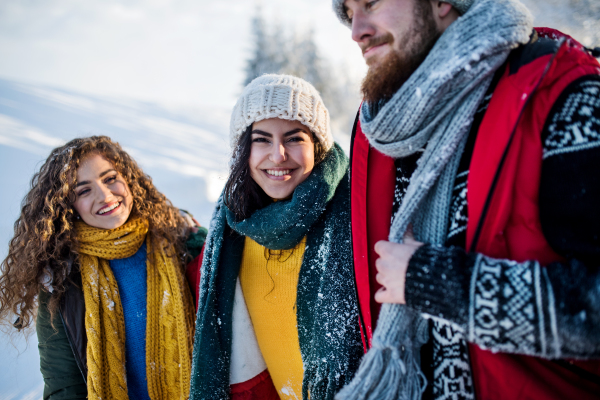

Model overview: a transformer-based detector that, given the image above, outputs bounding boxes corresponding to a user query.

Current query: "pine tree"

[244,10,287,85]
[243,10,360,136]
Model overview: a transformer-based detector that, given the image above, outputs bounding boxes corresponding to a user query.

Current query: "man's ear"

[431,1,460,32]
[435,1,455,18]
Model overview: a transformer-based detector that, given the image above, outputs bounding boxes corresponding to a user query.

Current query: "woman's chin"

[262,186,295,201]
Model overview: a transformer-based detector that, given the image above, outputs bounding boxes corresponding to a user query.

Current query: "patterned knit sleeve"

[405,75,600,359]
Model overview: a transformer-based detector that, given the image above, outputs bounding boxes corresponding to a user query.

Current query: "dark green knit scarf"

[190,144,363,400]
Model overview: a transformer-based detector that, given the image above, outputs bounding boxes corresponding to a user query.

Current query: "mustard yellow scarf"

[76,216,195,400]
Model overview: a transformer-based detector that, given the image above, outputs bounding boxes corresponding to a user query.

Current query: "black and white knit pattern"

[431,321,474,400]
[467,255,560,358]
[543,78,600,159]
[446,171,469,241]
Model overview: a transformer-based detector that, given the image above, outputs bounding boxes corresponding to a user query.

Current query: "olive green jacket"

[36,228,207,399]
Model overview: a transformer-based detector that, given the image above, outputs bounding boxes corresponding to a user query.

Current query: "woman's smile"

[264,168,293,178]
[96,201,122,215]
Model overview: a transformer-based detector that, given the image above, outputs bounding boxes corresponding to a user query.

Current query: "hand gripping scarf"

[190,144,363,400]
[76,216,195,400]
[337,0,533,399]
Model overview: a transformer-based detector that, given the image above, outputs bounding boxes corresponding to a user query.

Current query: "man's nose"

[351,10,375,43]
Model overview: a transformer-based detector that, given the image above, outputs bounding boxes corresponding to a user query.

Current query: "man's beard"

[361,1,440,104]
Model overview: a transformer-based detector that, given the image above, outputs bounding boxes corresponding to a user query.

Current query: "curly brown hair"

[0,136,189,333]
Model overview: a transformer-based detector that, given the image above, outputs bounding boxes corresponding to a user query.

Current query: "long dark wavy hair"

[0,136,189,333]
[224,124,327,221]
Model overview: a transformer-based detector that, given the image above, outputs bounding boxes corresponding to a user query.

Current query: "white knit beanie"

[229,74,333,151]
[332,0,475,27]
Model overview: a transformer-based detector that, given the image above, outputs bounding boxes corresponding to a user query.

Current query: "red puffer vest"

[349,29,600,398]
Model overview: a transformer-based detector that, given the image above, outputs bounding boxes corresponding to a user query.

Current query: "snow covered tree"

[244,10,360,137]
[244,11,288,85]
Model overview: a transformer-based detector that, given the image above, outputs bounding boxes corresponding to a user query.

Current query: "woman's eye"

[252,137,269,143]
[76,188,90,197]
[288,136,304,143]
[105,175,117,184]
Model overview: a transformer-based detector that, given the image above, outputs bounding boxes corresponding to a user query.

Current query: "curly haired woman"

[189,75,363,400]
[0,136,207,400]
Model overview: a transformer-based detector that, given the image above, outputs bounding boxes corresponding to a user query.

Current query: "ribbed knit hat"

[230,74,333,151]
[332,0,475,27]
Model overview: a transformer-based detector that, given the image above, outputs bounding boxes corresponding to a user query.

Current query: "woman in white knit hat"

[189,74,363,400]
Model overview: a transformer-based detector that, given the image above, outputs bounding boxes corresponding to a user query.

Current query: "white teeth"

[266,169,290,177]
[98,202,119,215]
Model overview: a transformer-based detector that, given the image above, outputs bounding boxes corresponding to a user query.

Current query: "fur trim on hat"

[229,74,333,151]
[332,0,475,26]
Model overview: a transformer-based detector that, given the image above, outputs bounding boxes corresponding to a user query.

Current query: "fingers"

[374,240,413,272]
[375,272,385,285]
[375,227,418,253]
[374,240,394,257]
[374,287,388,303]
[374,286,405,304]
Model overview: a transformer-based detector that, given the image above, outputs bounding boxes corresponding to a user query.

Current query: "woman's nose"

[269,143,287,164]
[97,184,115,203]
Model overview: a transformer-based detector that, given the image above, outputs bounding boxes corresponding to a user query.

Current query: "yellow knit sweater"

[239,236,307,400]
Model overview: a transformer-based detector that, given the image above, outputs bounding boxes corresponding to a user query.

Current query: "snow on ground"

[0,77,231,399]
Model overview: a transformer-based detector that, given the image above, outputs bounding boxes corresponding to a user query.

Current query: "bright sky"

[0,0,367,109]
[1,0,597,111]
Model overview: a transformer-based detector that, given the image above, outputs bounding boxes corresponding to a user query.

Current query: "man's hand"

[374,228,424,304]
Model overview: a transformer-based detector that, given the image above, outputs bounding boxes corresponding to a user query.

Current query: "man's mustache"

[360,33,394,55]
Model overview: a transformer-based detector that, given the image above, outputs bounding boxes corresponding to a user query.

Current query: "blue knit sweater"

[109,242,151,400]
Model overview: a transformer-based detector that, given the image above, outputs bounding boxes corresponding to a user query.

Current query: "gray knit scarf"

[336,0,533,399]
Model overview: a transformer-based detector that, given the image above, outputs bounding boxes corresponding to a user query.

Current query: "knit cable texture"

[229,74,333,151]
[77,217,195,400]
[336,0,533,399]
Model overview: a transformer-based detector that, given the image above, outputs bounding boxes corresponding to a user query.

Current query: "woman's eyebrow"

[74,169,116,188]
[75,180,90,188]
[283,128,307,137]
[251,129,272,137]
[251,128,308,137]
[99,168,116,177]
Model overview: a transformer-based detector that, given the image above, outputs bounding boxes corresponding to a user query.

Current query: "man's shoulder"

[507,33,560,76]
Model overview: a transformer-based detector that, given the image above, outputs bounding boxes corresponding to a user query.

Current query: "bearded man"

[332,0,600,399]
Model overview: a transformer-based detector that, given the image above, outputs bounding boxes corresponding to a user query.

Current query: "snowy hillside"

[0,77,231,399]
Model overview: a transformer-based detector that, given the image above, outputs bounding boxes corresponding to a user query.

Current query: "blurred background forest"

[0,0,598,398]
